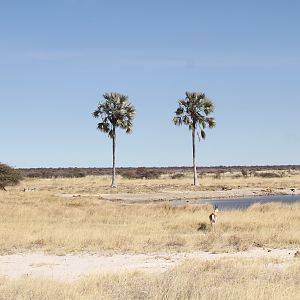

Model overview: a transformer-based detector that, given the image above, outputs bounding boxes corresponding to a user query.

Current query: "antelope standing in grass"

[209,205,219,232]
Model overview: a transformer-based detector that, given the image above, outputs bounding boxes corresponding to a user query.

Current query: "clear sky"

[0,0,299,168]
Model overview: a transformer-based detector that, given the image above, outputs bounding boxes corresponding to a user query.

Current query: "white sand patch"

[59,187,299,202]
[0,248,297,281]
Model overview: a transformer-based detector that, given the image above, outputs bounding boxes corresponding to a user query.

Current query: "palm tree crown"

[173,92,216,138]
[93,92,136,138]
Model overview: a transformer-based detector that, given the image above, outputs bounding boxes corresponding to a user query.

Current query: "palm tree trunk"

[111,126,117,188]
[192,126,199,186]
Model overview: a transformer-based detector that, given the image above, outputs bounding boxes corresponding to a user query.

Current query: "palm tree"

[173,92,216,186]
[93,92,136,188]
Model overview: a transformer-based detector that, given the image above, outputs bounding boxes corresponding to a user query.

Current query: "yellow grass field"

[0,173,299,299]
[1,173,300,254]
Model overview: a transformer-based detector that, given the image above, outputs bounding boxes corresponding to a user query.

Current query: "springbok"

[209,205,219,232]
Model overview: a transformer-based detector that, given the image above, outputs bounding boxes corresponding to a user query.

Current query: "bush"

[213,171,222,179]
[69,169,86,178]
[254,172,281,178]
[241,169,248,177]
[231,174,242,179]
[0,163,23,191]
[122,167,161,179]
[137,167,162,179]
[121,170,137,179]
[170,173,185,179]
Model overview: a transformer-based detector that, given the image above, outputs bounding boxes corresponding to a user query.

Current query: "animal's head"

[213,205,219,213]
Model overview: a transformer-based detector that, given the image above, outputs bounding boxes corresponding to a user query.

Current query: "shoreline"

[60,187,299,203]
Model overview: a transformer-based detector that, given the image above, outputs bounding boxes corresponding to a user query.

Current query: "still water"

[175,194,300,210]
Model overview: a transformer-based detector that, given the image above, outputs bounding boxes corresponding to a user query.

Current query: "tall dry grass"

[0,181,299,254]
[1,176,300,299]
[0,258,299,299]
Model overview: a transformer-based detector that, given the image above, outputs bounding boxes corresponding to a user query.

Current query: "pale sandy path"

[0,248,298,281]
[60,188,299,202]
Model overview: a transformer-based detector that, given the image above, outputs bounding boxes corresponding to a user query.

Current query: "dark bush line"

[19,168,87,178]
[18,165,300,179]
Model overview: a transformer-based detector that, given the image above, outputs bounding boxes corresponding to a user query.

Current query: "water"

[174,194,300,210]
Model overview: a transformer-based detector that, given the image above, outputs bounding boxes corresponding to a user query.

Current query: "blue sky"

[0,0,299,168]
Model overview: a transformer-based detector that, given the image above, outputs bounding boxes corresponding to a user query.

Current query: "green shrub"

[0,163,23,191]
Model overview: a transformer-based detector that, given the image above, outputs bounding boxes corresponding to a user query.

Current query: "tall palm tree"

[93,92,136,188]
[173,92,216,186]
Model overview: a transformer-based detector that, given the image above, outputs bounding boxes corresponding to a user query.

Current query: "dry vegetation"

[12,169,300,194]
[1,258,300,299]
[0,173,300,254]
[1,173,299,299]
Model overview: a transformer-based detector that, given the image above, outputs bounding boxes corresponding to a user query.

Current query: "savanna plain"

[0,169,300,299]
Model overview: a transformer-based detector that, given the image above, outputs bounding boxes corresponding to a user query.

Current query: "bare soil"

[0,248,298,281]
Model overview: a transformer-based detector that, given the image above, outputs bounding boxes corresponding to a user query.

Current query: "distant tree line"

[18,168,87,178]
[17,165,300,179]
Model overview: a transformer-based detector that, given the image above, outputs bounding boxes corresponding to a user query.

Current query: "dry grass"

[0,176,299,254]
[12,170,300,194]
[1,175,300,299]
[0,258,299,299]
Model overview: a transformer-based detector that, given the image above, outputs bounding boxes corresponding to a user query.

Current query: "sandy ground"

[60,187,299,202]
[0,248,298,281]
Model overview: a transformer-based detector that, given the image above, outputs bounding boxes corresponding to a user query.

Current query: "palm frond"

[200,129,206,139]
[206,117,216,128]
[97,122,110,133]
[173,116,182,126]
[173,91,216,140]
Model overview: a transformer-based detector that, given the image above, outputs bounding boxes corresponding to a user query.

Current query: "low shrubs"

[254,172,282,178]
[241,169,248,177]
[170,173,185,179]
[122,167,161,179]
[213,171,222,179]
[19,168,102,178]
[121,170,136,179]
[23,168,86,178]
